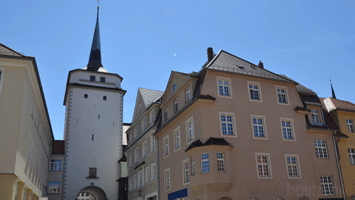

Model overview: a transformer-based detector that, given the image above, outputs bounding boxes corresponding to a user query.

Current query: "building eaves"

[185,137,233,152]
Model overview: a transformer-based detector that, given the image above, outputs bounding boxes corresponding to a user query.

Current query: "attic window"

[237,65,244,69]
[100,77,106,83]
[172,84,176,91]
[90,76,96,81]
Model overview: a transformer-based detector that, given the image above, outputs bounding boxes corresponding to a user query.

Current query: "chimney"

[258,61,264,69]
[207,47,214,62]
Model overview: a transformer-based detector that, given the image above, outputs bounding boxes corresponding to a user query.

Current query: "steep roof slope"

[322,97,355,113]
[140,88,164,108]
[0,43,25,57]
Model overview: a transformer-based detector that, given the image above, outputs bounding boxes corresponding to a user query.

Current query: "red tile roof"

[321,97,355,112]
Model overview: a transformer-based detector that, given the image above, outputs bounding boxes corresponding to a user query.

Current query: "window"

[151,162,156,181]
[163,135,169,157]
[135,147,139,163]
[134,128,138,139]
[201,153,210,173]
[276,86,288,104]
[174,98,179,113]
[348,148,355,165]
[311,110,320,123]
[150,110,155,124]
[142,117,147,132]
[256,153,271,178]
[186,117,194,143]
[174,127,181,151]
[150,135,156,153]
[191,156,195,176]
[218,77,231,97]
[172,84,176,91]
[100,77,105,83]
[281,119,295,141]
[145,166,150,184]
[103,96,107,101]
[285,155,301,178]
[252,116,266,139]
[220,113,235,136]
[90,75,95,81]
[88,167,97,178]
[142,140,148,158]
[128,177,132,191]
[138,168,144,187]
[182,159,190,184]
[314,140,328,158]
[217,152,225,172]
[49,181,60,193]
[320,176,335,195]
[346,119,354,133]
[129,153,133,167]
[186,87,191,102]
[165,169,170,190]
[84,94,88,98]
[0,68,3,94]
[164,108,168,122]
[133,174,137,189]
[248,82,261,101]
[50,160,62,171]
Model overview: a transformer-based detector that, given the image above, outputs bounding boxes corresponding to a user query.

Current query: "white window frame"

[219,112,237,137]
[50,160,62,171]
[280,118,296,142]
[191,156,195,176]
[310,109,320,124]
[346,119,354,133]
[186,116,195,144]
[174,127,181,152]
[314,140,328,158]
[248,81,262,102]
[348,148,355,165]
[142,140,148,158]
[186,87,191,102]
[201,153,210,173]
[48,181,60,193]
[217,77,232,98]
[150,135,156,153]
[145,166,150,184]
[163,135,169,158]
[135,147,139,163]
[150,110,155,125]
[0,68,4,94]
[255,153,272,179]
[174,98,179,113]
[151,162,156,181]
[142,116,147,132]
[182,159,190,185]
[217,152,225,172]
[320,176,335,196]
[251,115,267,140]
[285,154,301,179]
[138,167,144,187]
[276,85,289,105]
[164,168,171,191]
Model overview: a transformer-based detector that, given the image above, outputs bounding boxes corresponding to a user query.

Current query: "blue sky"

[1,0,354,140]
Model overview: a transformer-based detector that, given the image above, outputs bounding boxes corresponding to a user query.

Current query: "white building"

[61,7,126,200]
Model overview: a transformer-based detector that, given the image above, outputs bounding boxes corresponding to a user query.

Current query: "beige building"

[126,88,163,200]
[0,43,54,199]
[154,48,343,200]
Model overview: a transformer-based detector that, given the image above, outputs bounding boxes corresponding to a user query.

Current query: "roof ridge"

[139,87,164,92]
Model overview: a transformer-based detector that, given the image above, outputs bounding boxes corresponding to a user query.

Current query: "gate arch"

[76,186,107,200]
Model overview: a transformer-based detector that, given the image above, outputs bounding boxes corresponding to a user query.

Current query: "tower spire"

[87,6,102,71]
[330,77,337,99]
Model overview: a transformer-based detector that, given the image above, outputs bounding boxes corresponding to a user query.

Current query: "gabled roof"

[205,50,295,84]
[322,97,355,113]
[140,88,164,108]
[278,75,317,95]
[0,43,25,57]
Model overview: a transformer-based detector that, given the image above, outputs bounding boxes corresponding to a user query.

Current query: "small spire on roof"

[87,5,102,71]
[330,77,337,99]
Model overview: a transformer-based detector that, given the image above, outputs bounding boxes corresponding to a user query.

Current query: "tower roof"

[87,7,106,72]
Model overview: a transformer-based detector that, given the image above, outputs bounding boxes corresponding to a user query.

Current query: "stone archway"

[76,186,108,200]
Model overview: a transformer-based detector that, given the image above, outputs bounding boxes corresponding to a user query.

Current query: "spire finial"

[87,5,102,71]
[97,0,99,9]
[330,77,337,99]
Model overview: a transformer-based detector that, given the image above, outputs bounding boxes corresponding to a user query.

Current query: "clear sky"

[1,0,354,140]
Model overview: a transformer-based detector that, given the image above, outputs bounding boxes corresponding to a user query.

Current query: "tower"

[62,6,126,200]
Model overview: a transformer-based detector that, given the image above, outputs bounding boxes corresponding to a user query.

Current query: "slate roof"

[278,75,317,95]
[321,97,355,113]
[205,50,295,84]
[0,43,25,57]
[139,88,164,108]
[53,140,65,155]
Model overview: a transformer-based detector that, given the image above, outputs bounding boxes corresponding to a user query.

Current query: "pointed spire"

[330,77,337,99]
[87,6,102,71]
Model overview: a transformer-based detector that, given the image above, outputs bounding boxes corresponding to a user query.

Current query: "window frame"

[217,152,225,172]
[151,162,156,181]
[185,87,191,102]
[48,181,61,194]
[182,159,190,185]
[219,112,237,138]
[0,68,4,94]
[280,118,296,142]
[255,153,273,179]
[163,135,169,158]
[150,110,155,125]
[346,119,354,133]
[142,116,147,132]
[174,127,181,152]
[217,77,232,98]
[135,147,140,163]
[191,156,195,176]
[150,135,156,153]
[100,77,106,83]
[348,148,355,165]
[142,140,148,158]
[201,153,210,173]
[164,168,171,191]
[276,85,289,105]
[251,115,268,140]
[285,154,301,179]
[314,140,328,158]
[145,166,150,184]
[174,98,179,113]
[248,81,262,102]
[310,109,321,124]
[320,176,335,196]
[50,159,62,171]
[90,75,96,82]
[186,116,195,144]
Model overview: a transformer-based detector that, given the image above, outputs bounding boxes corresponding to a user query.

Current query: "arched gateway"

[76,186,107,200]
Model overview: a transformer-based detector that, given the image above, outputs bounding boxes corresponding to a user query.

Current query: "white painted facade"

[62,69,125,200]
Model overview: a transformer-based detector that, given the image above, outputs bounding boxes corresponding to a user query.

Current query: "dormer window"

[100,77,106,83]
[90,76,96,81]
[311,110,320,123]
[172,84,176,91]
